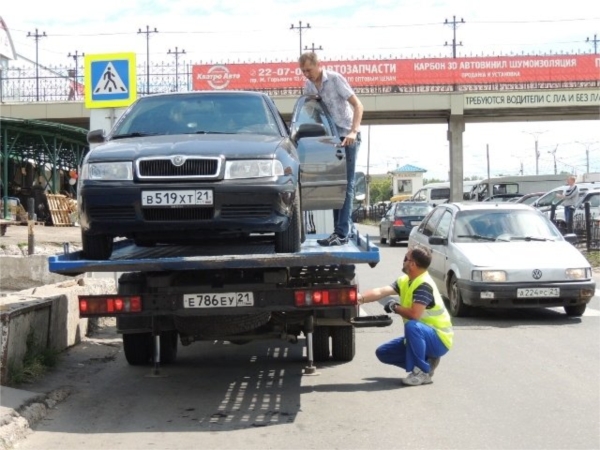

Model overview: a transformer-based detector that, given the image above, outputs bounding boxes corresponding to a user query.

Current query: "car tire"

[274,191,301,253]
[388,230,397,247]
[379,227,387,244]
[564,304,586,317]
[331,326,355,362]
[82,230,113,260]
[448,275,472,317]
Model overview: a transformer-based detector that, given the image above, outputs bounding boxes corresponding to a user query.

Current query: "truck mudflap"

[48,233,380,275]
[351,314,393,327]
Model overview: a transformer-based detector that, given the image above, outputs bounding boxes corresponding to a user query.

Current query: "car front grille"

[137,157,220,179]
[220,204,273,219]
[89,206,136,221]
[143,207,214,221]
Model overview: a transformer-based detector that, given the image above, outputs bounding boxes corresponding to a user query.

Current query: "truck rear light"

[79,295,142,316]
[294,288,357,307]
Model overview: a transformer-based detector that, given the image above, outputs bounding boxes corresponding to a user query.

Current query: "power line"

[290,21,311,57]
[138,25,159,95]
[304,43,323,53]
[586,34,599,53]
[26,28,47,101]
[444,16,465,58]
[167,47,186,91]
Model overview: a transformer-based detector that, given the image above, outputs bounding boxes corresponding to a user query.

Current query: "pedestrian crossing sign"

[84,52,137,109]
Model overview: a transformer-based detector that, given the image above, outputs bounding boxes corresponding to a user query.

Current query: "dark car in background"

[379,201,433,246]
[514,191,545,205]
[79,92,348,259]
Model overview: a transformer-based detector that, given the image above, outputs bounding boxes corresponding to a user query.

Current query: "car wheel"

[274,191,301,253]
[379,227,387,244]
[82,230,113,260]
[448,275,472,317]
[388,230,397,247]
[564,304,586,317]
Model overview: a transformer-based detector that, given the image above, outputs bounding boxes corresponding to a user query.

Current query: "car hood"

[87,134,287,161]
[455,241,590,268]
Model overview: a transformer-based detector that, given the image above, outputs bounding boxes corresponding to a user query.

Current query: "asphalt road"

[10,225,600,450]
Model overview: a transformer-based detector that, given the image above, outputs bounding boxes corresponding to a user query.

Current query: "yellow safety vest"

[398,272,454,349]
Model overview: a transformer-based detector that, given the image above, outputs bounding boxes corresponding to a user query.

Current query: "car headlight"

[472,270,507,282]
[83,162,133,180]
[224,160,284,179]
[565,268,590,280]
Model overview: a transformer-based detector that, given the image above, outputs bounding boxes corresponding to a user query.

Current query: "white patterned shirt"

[303,69,356,136]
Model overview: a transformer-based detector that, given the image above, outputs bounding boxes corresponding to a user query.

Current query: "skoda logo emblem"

[171,155,185,166]
[532,269,542,280]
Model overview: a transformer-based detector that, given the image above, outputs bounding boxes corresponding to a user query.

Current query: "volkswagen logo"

[171,155,186,166]
[532,269,542,280]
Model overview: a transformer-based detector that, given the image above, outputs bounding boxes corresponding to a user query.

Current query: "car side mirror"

[294,123,326,141]
[563,233,578,245]
[87,129,106,144]
[429,236,448,246]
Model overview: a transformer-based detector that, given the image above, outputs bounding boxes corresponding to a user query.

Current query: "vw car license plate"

[517,288,560,298]
[183,292,254,308]
[142,190,213,206]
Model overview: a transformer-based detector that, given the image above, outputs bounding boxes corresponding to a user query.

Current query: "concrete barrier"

[0,277,115,384]
[0,255,74,291]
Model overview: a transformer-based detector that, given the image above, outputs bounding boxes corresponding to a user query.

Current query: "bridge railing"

[1,61,598,103]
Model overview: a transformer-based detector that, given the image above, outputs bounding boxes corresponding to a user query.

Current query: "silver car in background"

[408,203,595,317]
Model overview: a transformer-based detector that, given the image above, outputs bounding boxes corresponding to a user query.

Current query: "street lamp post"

[138,26,158,95]
[168,47,186,92]
[27,29,47,101]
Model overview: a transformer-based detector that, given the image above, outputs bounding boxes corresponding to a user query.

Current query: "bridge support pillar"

[447,114,465,202]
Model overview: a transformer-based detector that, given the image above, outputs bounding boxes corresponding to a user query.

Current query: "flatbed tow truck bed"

[48,232,387,372]
[49,233,380,275]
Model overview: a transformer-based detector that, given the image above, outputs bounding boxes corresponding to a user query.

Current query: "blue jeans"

[333,133,360,238]
[375,320,449,374]
[564,206,574,233]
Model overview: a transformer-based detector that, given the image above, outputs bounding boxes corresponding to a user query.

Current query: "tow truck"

[48,231,390,375]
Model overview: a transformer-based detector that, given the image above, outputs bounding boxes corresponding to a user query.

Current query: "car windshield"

[453,209,562,242]
[111,93,281,137]
[396,204,432,216]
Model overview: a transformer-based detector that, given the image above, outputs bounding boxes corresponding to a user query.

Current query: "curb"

[0,387,71,450]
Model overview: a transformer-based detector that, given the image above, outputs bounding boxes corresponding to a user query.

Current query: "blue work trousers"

[375,320,449,374]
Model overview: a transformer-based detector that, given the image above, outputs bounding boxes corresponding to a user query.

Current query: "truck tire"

[331,326,355,362]
[274,191,301,253]
[123,333,153,365]
[174,312,271,339]
[82,230,113,260]
[312,326,330,362]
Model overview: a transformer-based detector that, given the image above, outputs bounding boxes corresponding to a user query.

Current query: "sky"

[2,0,600,180]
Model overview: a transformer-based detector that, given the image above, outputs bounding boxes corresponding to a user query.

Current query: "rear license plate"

[517,288,560,298]
[183,292,254,308]
[411,221,421,226]
[142,190,213,206]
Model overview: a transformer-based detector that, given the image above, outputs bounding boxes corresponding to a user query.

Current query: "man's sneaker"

[317,233,348,247]
[401,367,433,386]
[427,357,440,377]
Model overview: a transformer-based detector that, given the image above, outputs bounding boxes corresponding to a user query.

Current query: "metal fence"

[1,61,599,103]
[550,202,600,251]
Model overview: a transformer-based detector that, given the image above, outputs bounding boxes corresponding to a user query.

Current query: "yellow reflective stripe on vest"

[398,272,454,349]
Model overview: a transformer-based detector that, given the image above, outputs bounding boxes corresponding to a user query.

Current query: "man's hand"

[384,299,397,314]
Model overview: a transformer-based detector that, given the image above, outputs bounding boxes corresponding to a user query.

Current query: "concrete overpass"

[1,88,599,201]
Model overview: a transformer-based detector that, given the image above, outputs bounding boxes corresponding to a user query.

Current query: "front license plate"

[183,292,254,308]
[517,288,560,298]
[142,190,213,206]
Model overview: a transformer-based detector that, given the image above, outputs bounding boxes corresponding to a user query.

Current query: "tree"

[369,177,392,204]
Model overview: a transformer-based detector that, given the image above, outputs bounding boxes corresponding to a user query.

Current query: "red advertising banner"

[192,54,600,90]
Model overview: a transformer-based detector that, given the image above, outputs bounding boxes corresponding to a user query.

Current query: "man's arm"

[358,285,396,304]
[347,94,364,134]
